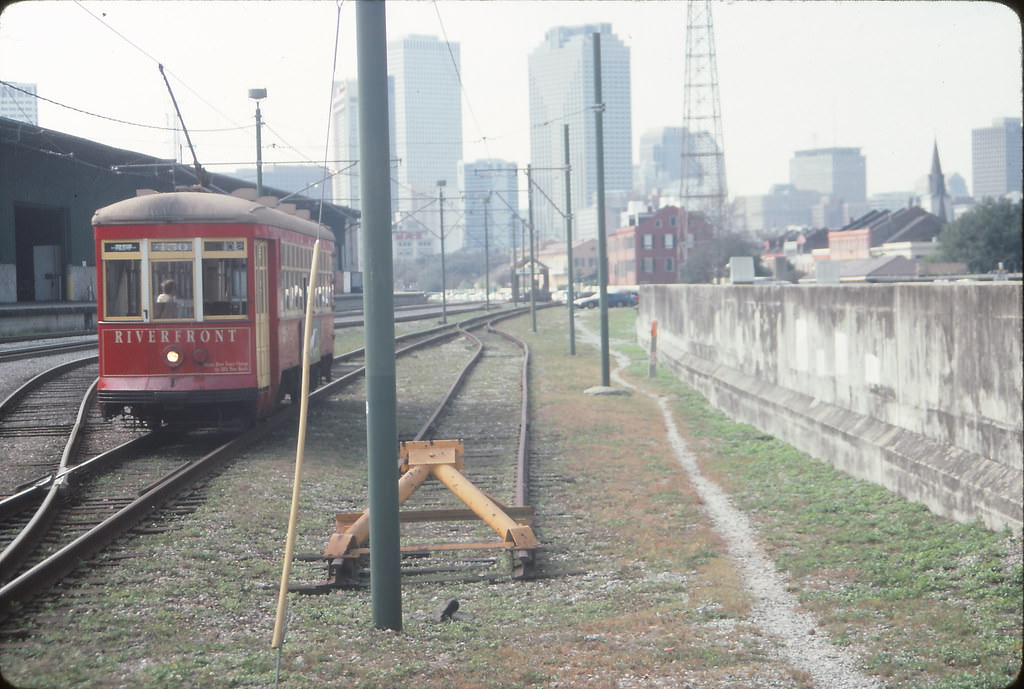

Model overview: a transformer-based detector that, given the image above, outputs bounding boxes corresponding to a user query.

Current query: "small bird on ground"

[435,598,460,622]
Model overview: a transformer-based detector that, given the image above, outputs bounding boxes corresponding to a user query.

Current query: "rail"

[0,307,530,621]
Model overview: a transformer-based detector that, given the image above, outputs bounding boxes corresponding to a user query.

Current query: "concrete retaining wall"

[637,283,1023,533]
[0,303,96,337]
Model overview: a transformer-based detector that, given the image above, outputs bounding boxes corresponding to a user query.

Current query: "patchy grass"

[603,307,1022,689]
[1,305,1019,689]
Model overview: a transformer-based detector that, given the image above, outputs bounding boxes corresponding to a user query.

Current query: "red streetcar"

[92,191,336,428]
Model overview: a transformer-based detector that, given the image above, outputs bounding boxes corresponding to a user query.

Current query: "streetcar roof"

[92,191,330,240]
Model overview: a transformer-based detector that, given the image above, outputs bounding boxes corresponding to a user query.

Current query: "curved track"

[0,307,530,621]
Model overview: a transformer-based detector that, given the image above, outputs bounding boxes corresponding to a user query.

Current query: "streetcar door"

[254,240,270,391]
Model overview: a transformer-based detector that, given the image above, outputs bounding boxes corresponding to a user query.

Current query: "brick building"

[608,205,713,285]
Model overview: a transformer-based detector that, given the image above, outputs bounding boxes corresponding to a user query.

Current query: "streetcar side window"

[101,240,142,320]
[202,239,248,319]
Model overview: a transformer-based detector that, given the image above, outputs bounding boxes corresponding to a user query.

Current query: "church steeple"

[928,140,950,223]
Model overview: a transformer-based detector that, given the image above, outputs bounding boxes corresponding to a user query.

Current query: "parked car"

[574,290,636,309]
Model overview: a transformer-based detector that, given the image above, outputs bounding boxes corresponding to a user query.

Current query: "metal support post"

[526,164,537,332]
[484,193,491,311]
[563,124,575,355]
[593,32,610,386]
[438,181,448,324]
[356,0,401,632]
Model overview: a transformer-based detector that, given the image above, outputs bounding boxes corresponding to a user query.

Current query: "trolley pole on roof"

[357,0,402,632]
[593,32,610,386]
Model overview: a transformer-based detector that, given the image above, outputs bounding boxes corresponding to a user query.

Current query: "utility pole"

[510,215,518,307]
[483,192,491,311]
[356,0,401,632]
[526,164,537,333]
[438,180,448,324]
[593,32,610,386]
[563,124,575,355]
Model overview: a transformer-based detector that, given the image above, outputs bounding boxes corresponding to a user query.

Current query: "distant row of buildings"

[530,200,964,293]
[329,26,1020,262]
[2,17,1020,279]
[727,119,1022,236]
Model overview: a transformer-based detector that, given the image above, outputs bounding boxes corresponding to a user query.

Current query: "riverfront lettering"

[112,328,242,344]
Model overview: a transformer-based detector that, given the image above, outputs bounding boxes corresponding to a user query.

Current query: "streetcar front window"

[151,260,195,320]
[104,259,141,318]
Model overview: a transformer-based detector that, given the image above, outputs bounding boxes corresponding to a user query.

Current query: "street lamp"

[248,88,267,197]
[437,180,448,324]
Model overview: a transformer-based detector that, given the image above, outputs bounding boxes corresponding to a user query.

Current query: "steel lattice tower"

[680,0,728,235]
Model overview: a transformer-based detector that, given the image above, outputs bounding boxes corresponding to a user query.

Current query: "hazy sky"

[1,0,1020,200]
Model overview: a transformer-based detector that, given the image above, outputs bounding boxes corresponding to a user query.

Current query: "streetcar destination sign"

[110,327,242,344]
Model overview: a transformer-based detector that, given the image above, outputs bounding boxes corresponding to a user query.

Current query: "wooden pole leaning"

[271,239,321,650]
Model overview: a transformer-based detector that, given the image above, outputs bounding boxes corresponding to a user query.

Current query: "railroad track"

[0,357,116,498]
[0,307,531,622]
[0,340,98,365]
[391,319,535,583]
[287,310,539,591]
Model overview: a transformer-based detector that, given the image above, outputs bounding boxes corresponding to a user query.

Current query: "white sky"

[1,0,1020,199]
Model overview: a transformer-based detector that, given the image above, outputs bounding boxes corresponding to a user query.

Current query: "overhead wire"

[72,0,247,132]
[317,0,345,225]
[431,0,492,161]
[0,80,247,133]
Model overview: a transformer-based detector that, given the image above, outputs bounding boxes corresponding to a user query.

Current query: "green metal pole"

[484,193,491,311]
[593,32,610,386]
[527,164,537,332]
[438,181,448,324]
[511,214,518,307]
[564,124,575,356]
[356,0,401,632]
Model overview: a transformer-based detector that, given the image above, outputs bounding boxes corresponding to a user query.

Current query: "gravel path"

[579,320,882,689]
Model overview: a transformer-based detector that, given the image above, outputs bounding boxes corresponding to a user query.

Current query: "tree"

[933,198,1022,272]
[678,231,766,283]
[394,248,510,292]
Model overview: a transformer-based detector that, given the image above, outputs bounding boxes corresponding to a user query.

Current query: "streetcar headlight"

[165,348,183,367]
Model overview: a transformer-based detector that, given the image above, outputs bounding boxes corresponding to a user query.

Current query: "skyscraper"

[461,160,519,252]
[0,81,38,124]
[528,24,632,242]
[329,78,396,211]
[790,148,867,203]
[789,148,867,229]
[388,34,463,252]
[637,127,683,194]
[971,117,1022,200]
